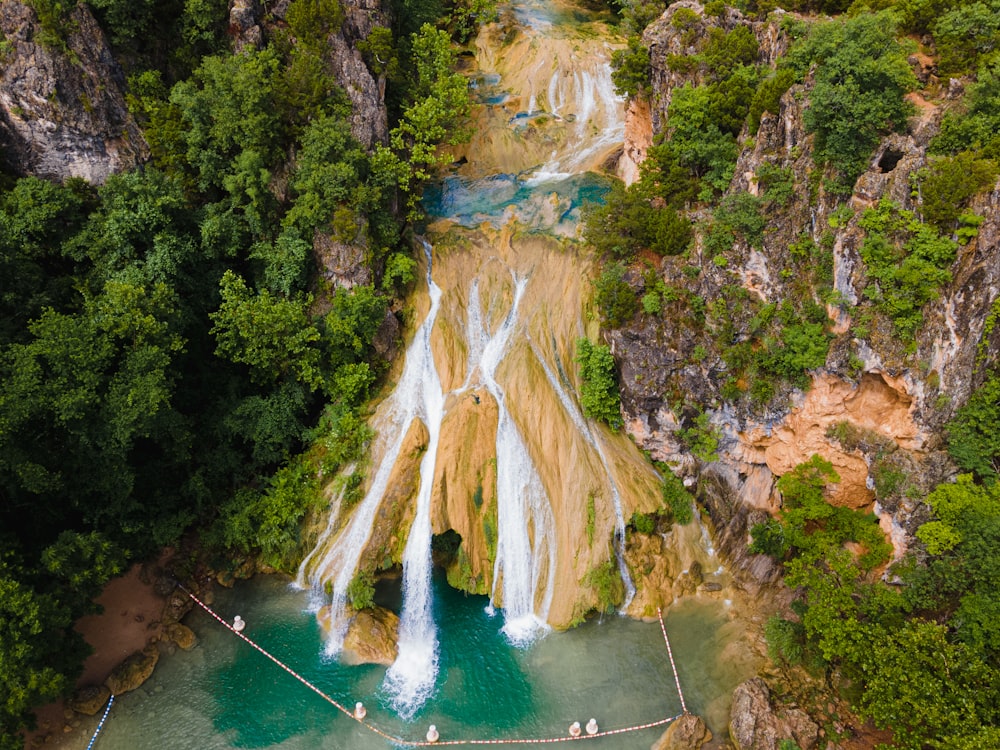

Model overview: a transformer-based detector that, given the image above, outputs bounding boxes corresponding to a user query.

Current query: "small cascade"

[528,339,636,608]
[293,472,349,609]
[466,277,555,643]
[547,71,562,116]
[381,241,446,717]
[300,241,446,669]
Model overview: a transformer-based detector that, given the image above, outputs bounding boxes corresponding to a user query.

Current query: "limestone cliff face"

[614,1,1000,583]
[262,0,389,151]
[0,0,148,182]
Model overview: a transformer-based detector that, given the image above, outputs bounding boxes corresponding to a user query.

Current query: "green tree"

[948,375,1000,483]
[611,36,651,99]
[378,24,472,209]
[791,12,917,186]
[576,338,623,430]
[593,262,638,327]
[209,270,324,390]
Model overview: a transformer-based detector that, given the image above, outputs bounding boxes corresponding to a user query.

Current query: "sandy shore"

[22,561,168,749]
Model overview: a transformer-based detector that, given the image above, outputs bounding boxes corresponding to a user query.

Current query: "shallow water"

[75,575,755,749]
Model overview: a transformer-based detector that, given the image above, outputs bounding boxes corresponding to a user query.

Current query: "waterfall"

[528,339,636,609]
[466,277,555,644]
[299,241,445,680]
[381,241,446,717]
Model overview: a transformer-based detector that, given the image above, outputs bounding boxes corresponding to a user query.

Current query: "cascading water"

[299,241,445,687]
[302,0,704,715]
[527,338,636,608]
[465,278,556,643]
[381,242,445,717]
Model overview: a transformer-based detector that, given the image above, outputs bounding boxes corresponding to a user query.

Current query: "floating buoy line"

[178,585,689,746]
[85,694,114,750]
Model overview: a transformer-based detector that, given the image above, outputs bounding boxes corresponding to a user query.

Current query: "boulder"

[67,685,111,716]
[165,622,198,650]
[729,677,820,750]
[652,713,713,750]
[161,589,193,626]
[730,678,780,749]
[104,646,160,695]
[341,606,400,666]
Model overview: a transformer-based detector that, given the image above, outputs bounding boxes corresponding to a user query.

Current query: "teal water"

[421,172,613,233]
[74,574,756,749]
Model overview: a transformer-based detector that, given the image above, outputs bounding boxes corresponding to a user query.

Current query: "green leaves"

[858,200,957,339]
[575,338,623,430]
[792,11,917,186]
[210,270,323,390]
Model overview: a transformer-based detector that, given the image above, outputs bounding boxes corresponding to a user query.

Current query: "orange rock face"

[739,372,922,509]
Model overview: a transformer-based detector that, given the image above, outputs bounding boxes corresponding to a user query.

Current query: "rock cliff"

[0,0,148,182]
[614,1,1000,586]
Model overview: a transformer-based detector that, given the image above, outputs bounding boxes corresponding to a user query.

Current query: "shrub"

[576,338,623,430]
[791,12,917,186]
[593,263,638,327]
[918,152,998,233]
[611,37,651,99]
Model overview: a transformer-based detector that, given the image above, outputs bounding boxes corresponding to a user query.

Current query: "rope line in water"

[85,694,114,750]
[180,585,682,745]
[656,607,687,715]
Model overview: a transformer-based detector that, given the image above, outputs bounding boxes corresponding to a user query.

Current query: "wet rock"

[341,606,400,666]
[652,713,713,750]
[67,685,111,716]
[104,646,160,695]
[165,623,198,650]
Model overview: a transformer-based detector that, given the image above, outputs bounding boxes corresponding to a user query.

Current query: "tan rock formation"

[356,418,427,573]
[739,372,921,508]
[165,623,198,651]
[67,685,111,716]
[619,98,653,185]
[652,713,712,750]
[338,606,400,666]
[431,390,499,595]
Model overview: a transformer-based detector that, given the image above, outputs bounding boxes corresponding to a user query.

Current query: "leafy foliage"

[947,375,1000,483]
[592,262,638,327]
[576,338,623,430]
[789,11,916,186]
[858,199,957,339]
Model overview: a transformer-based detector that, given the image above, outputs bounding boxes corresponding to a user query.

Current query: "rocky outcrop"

[67,685,111,716]
[652,713,712,750]
[729,678,818,750]
[165,622,198,650]
[104,645,160,695]
[613,1,998,588]
[339,605,400,665]
[0,0,148,182]
[267,0,389,150]
[229,0,264,52]
[619,98,653,186]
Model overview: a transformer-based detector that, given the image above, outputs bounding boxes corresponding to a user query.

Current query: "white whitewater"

[299,240,445,693]
[382,241,445,717]
[527,339,636,608]
[465,277,556,644]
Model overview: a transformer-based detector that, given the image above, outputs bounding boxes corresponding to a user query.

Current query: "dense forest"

[1,0,1000,746]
